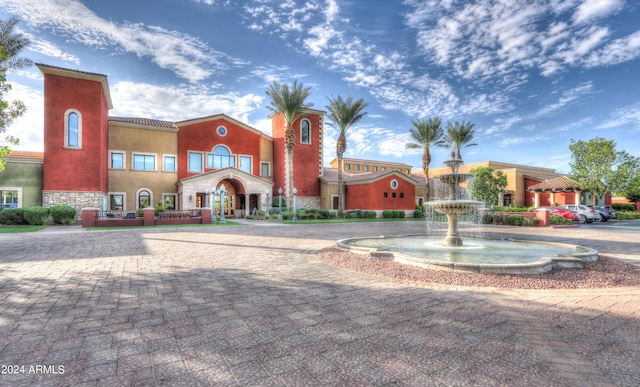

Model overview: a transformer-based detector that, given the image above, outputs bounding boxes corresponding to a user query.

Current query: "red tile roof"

[527,175,581,192]
[109,116,177,129]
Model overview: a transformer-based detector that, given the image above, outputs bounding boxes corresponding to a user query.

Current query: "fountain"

[336,146,598,275]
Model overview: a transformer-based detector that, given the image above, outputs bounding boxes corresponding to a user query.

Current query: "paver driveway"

[0,221,639,386]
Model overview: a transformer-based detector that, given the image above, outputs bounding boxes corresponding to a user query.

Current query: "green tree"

[569,137,640,204]
[325,94,368,216]
[622,174,640,204]
[265,80,312,208]
[469,167,507,205]
[0,18,32,171]
[443,121,477,160]
[405,117,445,201]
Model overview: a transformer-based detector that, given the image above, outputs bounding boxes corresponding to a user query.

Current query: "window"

[217,126,228,136]
[332,195,339,210]
[208,146,235,169]
[188,152,203,173]
[390,179,399,189]
[163,155,176,172]
[392,192,397,198]
[364,165,369,172]
[300,119,311,144]
[345,164,351,170]
[110,194,124,210]
[355,165,360,171]
[400,193,404,198]
[138,190,151,208]
[260,162,270,177]
[383,192,388,198]
[64,109,82,149]
[239,156,252,174]
[110,152,124,169]
[164,194,176,210]
[1,189,19,208]
[133,154,156,171]
[374,166,378,172]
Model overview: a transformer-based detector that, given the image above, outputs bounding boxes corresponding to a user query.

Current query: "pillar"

[575,191,581,205]
[534,192,540,208]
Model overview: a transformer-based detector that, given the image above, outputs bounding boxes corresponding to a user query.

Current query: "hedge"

[550,215,574,225]
[49,205,76,225]
[612,203,636,211]
[0,208,26,225]
[382,210,405,218]
[23,206,51,225]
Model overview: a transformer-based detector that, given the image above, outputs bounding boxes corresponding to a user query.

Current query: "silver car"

[558,204,598,224]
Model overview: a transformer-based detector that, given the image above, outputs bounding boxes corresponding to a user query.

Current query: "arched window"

[300,119,311,144]
[64,109,82,149]
[208,146,235,169]
[138,190,151,208]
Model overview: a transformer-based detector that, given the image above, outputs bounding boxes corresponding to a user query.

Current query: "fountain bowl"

[336,235,598,275]
[428,199,485,215]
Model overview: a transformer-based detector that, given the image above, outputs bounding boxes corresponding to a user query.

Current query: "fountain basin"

[336,235,598,275]
[428,199,484,215]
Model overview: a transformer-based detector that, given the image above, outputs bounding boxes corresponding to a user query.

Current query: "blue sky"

[1,0,639,173]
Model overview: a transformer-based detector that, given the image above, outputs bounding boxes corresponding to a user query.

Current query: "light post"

[277,187,283,220]
[292,187,298,223]
[219,184,226,224]
[210,188,216,223]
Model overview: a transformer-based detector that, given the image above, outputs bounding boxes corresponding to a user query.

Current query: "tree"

[325,94,368,216]
[443,121,477,160]
[622,174,640,204]
[0,17,32,172]
[0,17,33,72]
[469,167,507,206]
[265,80,312,208]
[569,137,640,204]
[405,117,445,202]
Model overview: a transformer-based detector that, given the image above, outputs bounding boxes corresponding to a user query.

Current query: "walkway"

[0,221,638,386]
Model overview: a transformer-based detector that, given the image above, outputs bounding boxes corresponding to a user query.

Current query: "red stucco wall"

[43,74,109,193]
[347,175,416,210]
[177,118,262,180]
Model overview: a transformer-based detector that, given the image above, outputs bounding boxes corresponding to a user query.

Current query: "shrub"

[0,208,25,225]
[550,215,573,225]
[49,205,76,225]
[365,210,377,219]
[154,202,165,217]
[382,210,393,218]
[23,206,50,225]
[612,203,635,211]
[414,209,425,218]
[617,211,640,220]
[135,208,144,217]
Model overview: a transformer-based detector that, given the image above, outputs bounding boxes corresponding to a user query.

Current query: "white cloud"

[573,0,624,24]
[596,102,640,130]
[4,82,45,151]
[110,81,264,124]
[2,0,241,82]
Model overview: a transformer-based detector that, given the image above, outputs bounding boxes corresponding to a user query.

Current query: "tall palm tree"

[0,17,33,73]
[443,121,477,160]
[326,94,368,216]
[405,117,445,201]
[265,80,312,208]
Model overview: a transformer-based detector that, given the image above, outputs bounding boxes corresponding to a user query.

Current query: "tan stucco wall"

[108,124,179,211]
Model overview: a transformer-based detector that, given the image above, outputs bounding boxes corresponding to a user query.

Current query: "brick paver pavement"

[0,221,639,386]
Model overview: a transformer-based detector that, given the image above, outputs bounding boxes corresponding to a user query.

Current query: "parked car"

[532,206,579,222]
[558,205,598,224]
[588,205,610,222]
[595,205,616,219]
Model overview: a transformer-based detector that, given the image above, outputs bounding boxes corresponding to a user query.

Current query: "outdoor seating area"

[83,208,211,228]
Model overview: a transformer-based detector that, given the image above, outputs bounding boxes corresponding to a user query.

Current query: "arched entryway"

[213,180,237,218]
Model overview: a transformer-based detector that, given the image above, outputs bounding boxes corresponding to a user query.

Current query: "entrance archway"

[214,180,237,218]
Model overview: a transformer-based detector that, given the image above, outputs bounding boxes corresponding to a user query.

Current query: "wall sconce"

[189,195,193,203]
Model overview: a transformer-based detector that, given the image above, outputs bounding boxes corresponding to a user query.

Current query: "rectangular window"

[133,154,156,171]
[110,152,124,169]
[260,162,270,177]
[164,194,176,210]
[207,154,236,169]
[189,152,203,173]
[354,165,360,171]
[332,196,339,210]
[1,190,19,208]
[400,193,404,198]
[364,165,369,171]
[345,164,351,170]
[392,192,396,198]
[110,194,124,210]
[374,166,378,172]
[163,155,176,172]
[383,192,388,198]
[239,156,252,174]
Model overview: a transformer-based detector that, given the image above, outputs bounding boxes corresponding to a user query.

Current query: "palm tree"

[0,17,33,73]
[265,80,312,208]
[326,94,368,216]
[443,121,477,160]
[405,117,445,201]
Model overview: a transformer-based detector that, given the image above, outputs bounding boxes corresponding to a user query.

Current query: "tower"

[38,64,112,212]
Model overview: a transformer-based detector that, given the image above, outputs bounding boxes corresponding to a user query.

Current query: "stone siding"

[43,190,105,219]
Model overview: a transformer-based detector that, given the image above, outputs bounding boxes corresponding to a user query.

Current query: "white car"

[558,205,598,224]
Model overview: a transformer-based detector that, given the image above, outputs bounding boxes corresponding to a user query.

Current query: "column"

[534,192,540,208]
[575,191,581,205]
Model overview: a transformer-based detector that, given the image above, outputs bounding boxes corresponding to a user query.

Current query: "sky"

[1,0,639,174]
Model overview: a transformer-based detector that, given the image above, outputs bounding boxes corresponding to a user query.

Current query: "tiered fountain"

[336,146,598,275]
[427,146,484,247]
